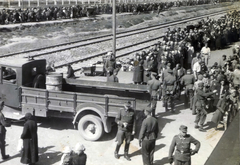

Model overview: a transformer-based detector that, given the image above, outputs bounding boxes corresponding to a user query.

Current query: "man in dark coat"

[168,125,200,165]
[0,101,11,160]
[114,101,135,161]
[21,113,39,165]
[139,108,159,165]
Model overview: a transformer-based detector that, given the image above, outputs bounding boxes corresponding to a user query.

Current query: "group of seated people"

[0,0,214,24]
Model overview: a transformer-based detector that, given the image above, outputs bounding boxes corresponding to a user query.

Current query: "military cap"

[198,82,204,87]
[179,125,187,132]
[151,72,157,76]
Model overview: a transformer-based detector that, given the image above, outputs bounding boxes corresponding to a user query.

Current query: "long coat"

[21,118,39,164]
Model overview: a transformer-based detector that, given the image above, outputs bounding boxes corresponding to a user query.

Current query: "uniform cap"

[179,125,188,132]
[25,113,32,120]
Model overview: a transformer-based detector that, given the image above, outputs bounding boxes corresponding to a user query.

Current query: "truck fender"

[72,103,112,133]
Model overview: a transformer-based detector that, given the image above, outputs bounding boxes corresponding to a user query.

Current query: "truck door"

[0,67,19,108]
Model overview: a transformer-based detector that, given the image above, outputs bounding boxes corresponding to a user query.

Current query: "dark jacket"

[72,152,87,165]
[139,116,159,141]
[21,118,39,164]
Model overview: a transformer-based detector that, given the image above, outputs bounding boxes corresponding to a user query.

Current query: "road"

[1,42,239,165]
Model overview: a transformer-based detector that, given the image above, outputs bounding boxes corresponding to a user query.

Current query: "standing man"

[195,82,217,131]
[201,42,211,66]
[0,101,11,160]
[139,108,159,165]
[181,69,195,108]
[21,113,39,165]
[168,125,200,165]
[147,72,162,117]
[114,101,135,161]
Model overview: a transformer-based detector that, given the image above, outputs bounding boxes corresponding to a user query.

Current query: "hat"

[74,143,85,152]
[124,101,132,107]
[179,125,187,132]
[62,146,72,154]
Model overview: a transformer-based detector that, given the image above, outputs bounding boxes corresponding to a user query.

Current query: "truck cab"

[0,58,46,117]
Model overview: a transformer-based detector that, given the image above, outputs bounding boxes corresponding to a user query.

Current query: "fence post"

[62,0,64,5]
[18,0,21,7]
[28,0,30,7]
[46,0,48,6]
[8,0,10,7]
[37,0,39,6]
[54,0,57,5]
[69,0,71,5]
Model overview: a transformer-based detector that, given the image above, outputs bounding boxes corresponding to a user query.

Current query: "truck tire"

[78,115,103,141]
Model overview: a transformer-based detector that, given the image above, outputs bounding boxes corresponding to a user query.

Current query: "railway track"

[0,8,232,71]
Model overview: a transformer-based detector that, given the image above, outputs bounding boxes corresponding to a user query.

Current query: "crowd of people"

[104,9,240,164]
[0,0,215,24]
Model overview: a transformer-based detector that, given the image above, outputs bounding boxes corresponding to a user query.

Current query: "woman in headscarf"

[20,113,39,165]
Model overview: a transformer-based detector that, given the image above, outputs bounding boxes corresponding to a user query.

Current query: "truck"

[0,58,149,141]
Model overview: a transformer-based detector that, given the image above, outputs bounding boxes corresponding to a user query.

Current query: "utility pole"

[112,0,116,58]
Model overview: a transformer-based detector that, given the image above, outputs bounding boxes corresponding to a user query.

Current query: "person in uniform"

[147,72,162,117]
[114,101,135,161]
[163,69,177,112]
[139,107,159,165]
[0,101,11,160]
[168,125,200,165]
[194,82,217,131]
[181,69,195,108]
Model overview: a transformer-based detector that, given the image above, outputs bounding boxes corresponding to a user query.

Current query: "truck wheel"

[78,115,103,141]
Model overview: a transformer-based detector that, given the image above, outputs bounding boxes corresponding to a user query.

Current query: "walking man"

[168,125,200,165]
[114,101,135,161]
[0,101,11,160]
[139,107,159,165]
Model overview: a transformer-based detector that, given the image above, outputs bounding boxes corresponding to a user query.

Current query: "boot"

[124,152,131,161]
[199,125,204,131]
[1,145,9,160]
[114,144,120,159]
[124,143,131,161]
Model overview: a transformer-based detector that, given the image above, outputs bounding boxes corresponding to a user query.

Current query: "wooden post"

[112,0,116,57]
[37,0,39,6]
[62,0,64,5]
[18,0,21,7]
[46,0,48,6]
[28,0,30,7]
